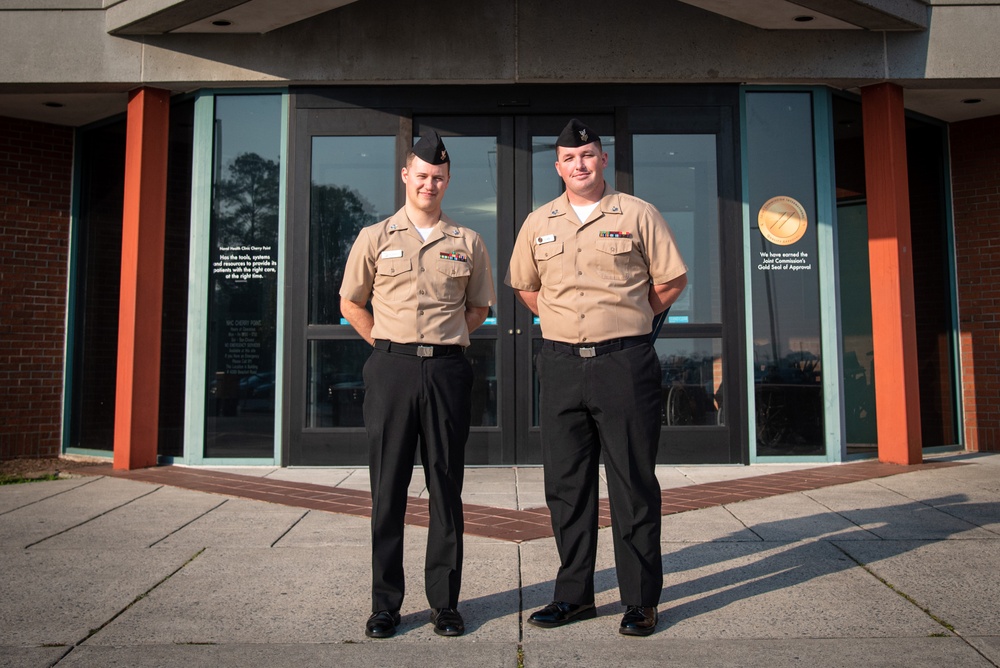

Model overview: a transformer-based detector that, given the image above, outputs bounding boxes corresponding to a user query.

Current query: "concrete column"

[860,82,922,464]
[113,87,170,470]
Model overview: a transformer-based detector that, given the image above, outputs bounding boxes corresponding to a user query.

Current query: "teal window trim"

[942,125,964,447]
[182,89,289,466]
[182,92,215,466]
[63,128,84,458]
[741,85,843,464]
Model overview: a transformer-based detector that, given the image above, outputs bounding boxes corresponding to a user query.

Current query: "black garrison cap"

[555,118,600,148]
[412,129,450,165]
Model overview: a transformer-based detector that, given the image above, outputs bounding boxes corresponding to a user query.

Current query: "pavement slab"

[523,637,996,668]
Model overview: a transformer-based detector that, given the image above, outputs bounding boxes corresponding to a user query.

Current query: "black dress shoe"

[526,601,597,628]
[619,606,658,636]
[430,607,465,636]
[365,610,401,638]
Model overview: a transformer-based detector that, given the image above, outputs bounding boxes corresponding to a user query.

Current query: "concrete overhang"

[677,0,928,30]
[106,0,361,35]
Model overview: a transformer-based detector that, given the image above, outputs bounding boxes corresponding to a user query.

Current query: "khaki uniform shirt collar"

[392,210,463,243]
[546,185,623,225]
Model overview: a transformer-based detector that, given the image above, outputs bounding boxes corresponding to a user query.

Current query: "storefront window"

[746,91,825,456]
[204,95,282,458]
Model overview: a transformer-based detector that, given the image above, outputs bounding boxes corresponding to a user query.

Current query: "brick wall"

[952,114,1000,452]
[0,116,73,460]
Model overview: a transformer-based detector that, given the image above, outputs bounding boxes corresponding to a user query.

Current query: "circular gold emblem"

[758,196,808,246]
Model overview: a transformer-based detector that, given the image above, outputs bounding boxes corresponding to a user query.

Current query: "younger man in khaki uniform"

[341,130,496,639]
[506,119,687,636]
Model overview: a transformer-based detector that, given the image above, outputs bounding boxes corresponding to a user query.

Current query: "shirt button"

[580,314,586,319]
[419,334,425,339]
[419,310,425,315]
[421,267,426,272]
[577,248,582,253]
[419,290,425,295]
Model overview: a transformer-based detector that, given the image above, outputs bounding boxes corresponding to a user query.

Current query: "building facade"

[1,0,998,469]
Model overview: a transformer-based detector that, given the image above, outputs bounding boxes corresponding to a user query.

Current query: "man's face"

[402,156,450,213]
[554,142,607,199]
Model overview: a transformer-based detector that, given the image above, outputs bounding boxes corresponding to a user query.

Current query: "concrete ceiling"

[4,0,997,126]
[107,0,361,35]
[676,0,928,31]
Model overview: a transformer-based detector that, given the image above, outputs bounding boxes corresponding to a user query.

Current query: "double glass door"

[286,96,743,465]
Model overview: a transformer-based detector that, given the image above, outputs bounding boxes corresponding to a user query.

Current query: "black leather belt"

[543,335,649,358]
[373,340,463,357]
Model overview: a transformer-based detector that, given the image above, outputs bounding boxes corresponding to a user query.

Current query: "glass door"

[285,94,744,466]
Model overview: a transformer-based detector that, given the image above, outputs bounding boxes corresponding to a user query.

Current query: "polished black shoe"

[526,601,597,628]
[430,607,465,636]
[619,606,658,636]
[365,610,401,638]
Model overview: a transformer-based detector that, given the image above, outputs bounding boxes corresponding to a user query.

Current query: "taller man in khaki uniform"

[506,119,687,636]
[341,130,496,639]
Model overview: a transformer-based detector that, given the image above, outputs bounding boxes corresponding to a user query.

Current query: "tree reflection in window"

[309,183,378,325]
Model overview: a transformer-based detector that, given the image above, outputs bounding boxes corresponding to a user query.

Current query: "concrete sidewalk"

[1,453,998,667]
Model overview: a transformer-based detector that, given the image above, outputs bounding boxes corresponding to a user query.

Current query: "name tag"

[380,249,404,259]
[535,234,556,245]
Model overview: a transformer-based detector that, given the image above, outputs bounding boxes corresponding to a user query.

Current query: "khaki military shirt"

[506,187,687,344]
[340,208,496,347]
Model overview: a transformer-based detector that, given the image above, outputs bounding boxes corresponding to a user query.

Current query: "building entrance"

[284,86,747,466]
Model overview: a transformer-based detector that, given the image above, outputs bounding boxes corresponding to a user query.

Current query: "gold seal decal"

[758,196,808,246]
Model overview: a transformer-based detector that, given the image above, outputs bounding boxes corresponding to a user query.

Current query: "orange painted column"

[860,83,922,464]
[113,87,170,470]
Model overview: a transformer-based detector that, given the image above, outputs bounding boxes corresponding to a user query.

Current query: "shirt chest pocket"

[434,259,472,302]
[594,238,633,281]
[533,241,564,283]
[375,257,413,302]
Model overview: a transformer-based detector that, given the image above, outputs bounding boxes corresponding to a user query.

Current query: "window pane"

[309,136,396,325]
[633,134,720,324]
[307,340,370,428]
[205,95,282,458]
[746,92,824,456]
[655,338,724,426]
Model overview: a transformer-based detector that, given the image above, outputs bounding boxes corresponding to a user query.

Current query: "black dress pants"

[363,348,472,613]
[537,342,663,607]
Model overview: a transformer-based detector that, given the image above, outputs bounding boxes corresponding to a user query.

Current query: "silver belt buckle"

[417,345,435,357]
[578,346,597,358]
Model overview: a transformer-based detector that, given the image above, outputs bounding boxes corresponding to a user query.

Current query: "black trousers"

[363,348,472,612]
[537,342,663,607]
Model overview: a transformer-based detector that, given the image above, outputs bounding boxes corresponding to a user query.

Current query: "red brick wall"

[952,114,1000,452]
[0,116,73,460]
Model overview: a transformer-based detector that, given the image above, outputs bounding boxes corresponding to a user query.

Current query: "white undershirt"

[571,202,600,224]
[415,226,433,241]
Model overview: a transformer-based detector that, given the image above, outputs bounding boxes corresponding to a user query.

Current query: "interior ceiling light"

[794,15,815,22]
[212,20,232,27]
[962,98,983,104]
[43,102,64,108]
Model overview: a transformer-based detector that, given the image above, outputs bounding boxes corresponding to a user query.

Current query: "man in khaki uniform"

[506,119,687,636]
[340,130,495,639]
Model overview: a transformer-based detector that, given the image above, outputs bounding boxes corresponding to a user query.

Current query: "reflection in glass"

[307,340,371,428]
[654,338,724,426]
[466,339,498,427]
[205,95,282,458]
[633,135,720,324]
[746,92,824,456]
[309,136,395,325]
